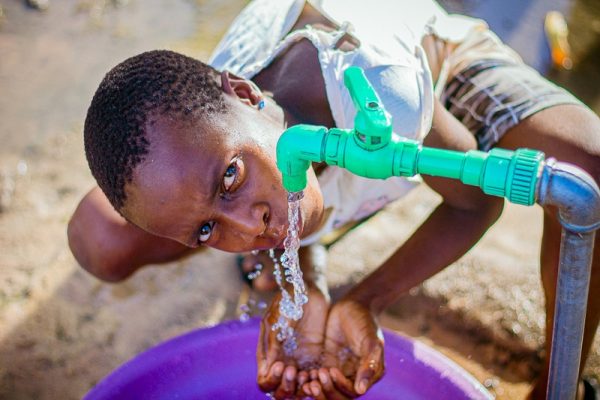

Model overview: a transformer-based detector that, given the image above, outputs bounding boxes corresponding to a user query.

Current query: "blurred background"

[0,0,598,399]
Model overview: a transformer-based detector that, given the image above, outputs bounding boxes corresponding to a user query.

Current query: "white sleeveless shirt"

[209,0,483,244]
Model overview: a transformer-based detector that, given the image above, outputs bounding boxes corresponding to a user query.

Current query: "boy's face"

[122,107,324,253]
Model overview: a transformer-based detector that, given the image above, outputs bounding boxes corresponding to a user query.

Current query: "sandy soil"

[0,1,599,399]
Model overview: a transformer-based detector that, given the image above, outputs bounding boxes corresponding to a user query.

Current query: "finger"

[258,361,285,392]
[310,380,327,400]
[309,369,319,381]
[274,365,297,399]
[329,367,358,398]
[319,368,350,400]
[294,381,308,399]
[302,382,313,397]
[297,370,309,387]
[354,343,385,395]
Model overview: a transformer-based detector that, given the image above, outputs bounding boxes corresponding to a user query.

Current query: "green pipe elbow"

[276,124,328,193]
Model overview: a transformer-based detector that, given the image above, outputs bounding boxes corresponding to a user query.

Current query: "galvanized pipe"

[536,159,600,400]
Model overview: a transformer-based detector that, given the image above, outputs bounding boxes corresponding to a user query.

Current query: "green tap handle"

[344,67,392,150]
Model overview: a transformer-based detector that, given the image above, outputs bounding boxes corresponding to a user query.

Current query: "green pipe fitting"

[276,66,545,205]
[276,124,328,193]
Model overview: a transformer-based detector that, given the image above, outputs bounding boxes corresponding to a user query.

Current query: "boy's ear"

[220,70,263,107]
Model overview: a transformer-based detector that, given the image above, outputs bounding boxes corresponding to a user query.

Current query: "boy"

[68,0,600,398]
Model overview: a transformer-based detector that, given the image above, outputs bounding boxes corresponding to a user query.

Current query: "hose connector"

[481,148,545,206]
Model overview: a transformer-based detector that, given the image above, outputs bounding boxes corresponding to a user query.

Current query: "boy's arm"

[67,187,194,282]
[346,178,504,313]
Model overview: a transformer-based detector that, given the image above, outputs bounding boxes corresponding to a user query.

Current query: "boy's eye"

[223,158,243,191]
[198,222,214,243]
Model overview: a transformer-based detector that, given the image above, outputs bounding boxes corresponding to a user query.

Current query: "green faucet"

[276,66,545,206]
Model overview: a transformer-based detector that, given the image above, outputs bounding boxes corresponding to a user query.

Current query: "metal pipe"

[537,159,600,400]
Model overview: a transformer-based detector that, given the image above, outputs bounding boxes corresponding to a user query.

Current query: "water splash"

[270,191,308,355]
[238,298,268,323]
[245,249,263,281]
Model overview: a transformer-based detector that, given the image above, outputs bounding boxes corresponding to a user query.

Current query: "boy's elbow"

[67,216,135,283]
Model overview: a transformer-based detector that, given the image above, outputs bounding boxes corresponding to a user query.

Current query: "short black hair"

[84,50,226,212]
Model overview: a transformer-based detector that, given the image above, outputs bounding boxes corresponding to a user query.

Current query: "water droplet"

[239,313,250,323]
[17,160,28,176]
[239,304,250,313]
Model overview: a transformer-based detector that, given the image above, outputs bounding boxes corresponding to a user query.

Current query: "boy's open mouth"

[274,211,303,250]
[272,228,288,250]
[261,213,302,251]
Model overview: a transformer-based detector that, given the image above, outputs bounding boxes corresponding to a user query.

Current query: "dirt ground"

[0,1,599,399]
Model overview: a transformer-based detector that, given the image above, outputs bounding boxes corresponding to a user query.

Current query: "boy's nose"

[224,202,270,238]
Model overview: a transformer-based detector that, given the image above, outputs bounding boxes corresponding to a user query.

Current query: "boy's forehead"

[150,111,261,151]
[149,113,221,142]
[128,116,225,186]
[127,148,213,207]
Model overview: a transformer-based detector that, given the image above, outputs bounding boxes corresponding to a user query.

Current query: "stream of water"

[270,191,308,355]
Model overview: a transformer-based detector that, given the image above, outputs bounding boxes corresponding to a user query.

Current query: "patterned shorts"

[441,60,584,151]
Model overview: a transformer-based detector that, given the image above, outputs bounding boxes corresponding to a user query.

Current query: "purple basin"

[85,318,492,399]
